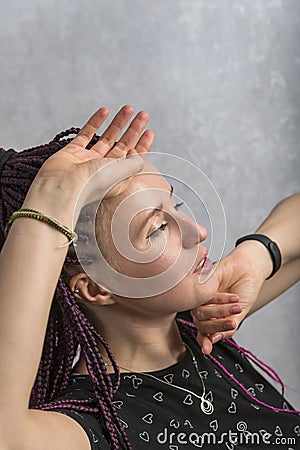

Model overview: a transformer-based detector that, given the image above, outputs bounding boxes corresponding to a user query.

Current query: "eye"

[174,201,184,210]
[147,221,169,239]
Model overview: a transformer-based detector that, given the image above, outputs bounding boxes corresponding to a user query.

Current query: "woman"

[0,106,299,450]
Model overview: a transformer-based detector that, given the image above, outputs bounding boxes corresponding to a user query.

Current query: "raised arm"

[192,193,300,354]
[247,193,300,312]
[0,106,154,450]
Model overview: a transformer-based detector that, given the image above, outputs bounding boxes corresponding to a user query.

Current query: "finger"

[92,105,135,156]
[106,112,152,159]
[106,129,155,160]
[210,330,235,344]
[106,146,130,159]
[193,316,237,335]
[135,130,155,157]
[127,148,138,156]
[196,333,213,355]
[114,110,150,149]
[191,302,242,322]
[72,107,110,148]
[203,293,239,306]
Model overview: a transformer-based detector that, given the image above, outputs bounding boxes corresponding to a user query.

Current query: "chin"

[191,271,219,307]
[167,273,218,314]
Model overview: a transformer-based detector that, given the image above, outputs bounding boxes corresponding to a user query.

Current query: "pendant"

[200,398,214,415]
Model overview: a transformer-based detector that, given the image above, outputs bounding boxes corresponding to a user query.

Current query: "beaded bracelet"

[5,208,78,246]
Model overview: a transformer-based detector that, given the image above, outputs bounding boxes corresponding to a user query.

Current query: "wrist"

[22,178,79,229]
[235,234,282,279]
[234,240,273,282]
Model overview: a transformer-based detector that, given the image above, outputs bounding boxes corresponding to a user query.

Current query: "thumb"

[196,332,213,355]
[104,153,144,198]
[75,153,144,209]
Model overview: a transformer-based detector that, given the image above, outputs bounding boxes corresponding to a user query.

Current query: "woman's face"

[95,163,219,315]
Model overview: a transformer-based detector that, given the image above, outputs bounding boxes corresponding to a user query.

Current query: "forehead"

[106,164,172,229]
[99,163,171,223]
[129,160,170,192]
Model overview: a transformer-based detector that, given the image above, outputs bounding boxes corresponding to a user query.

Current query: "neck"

[75,306,186,374]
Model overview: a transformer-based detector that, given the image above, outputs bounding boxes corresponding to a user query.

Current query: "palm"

[37,106,155,200]
[216,249,263,320]
[193,246,266,354]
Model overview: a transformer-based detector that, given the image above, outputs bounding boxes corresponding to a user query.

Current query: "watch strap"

[235,233,282,279]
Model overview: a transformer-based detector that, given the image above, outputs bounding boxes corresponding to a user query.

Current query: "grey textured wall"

[1,0,299,408]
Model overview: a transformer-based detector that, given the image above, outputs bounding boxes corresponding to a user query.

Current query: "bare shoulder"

[6,410,92,450]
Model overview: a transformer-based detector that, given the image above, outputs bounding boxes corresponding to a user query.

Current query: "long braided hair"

[0,129,132,450]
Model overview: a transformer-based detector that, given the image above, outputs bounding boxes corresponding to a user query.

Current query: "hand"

[25,105,155,217]
[192,242,268,354]
[191,292,242,354]
[39,105,153,189]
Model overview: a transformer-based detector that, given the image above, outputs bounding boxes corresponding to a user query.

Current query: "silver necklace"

[114,342,214,415]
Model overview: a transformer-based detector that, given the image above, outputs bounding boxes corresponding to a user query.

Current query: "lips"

[194,256,207,272]
[193,252,213,275]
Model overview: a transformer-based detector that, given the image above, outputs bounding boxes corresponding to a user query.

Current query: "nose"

[198,222,208,242]
[179,214,208,248]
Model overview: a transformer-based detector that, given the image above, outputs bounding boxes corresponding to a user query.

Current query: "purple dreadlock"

[0,129,132,450]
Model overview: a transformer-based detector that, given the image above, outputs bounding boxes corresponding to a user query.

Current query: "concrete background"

[0,0,299,408]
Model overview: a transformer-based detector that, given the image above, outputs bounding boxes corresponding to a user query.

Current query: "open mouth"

[194,256,207,272]
[193,253,207,273]
[193,255,214,275]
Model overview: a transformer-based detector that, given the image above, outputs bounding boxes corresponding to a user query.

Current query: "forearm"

[244,193,300,313]
[0,185,74,418]
[255,193,300,266]
[250,257,300,314]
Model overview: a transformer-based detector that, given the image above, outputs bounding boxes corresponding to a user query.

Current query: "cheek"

[143,236,182,276]
[123,252,180,278]
[110,236,182,278]
[145,253,177,277]
[166,271,219,312]
[103,219,186,280]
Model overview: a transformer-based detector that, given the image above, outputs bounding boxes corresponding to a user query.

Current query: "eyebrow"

[140,185,174,229]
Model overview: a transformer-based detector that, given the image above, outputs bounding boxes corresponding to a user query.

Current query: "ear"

[69,272,116,306]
